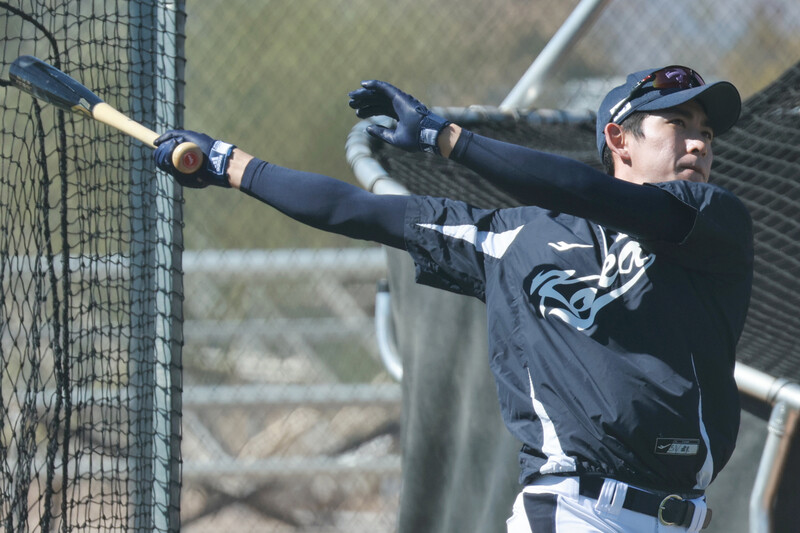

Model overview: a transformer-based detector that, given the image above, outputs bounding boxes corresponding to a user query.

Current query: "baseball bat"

[9,55,202,174]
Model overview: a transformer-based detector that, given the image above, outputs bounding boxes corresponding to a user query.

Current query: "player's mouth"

[678,164,707,182]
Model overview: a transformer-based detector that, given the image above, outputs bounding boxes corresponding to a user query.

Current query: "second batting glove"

[348,80,450,155]
[153,130,235,188]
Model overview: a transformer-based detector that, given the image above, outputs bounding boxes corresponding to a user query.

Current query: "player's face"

[625,100,714,184]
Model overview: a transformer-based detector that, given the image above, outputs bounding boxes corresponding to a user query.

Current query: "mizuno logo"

[654,438,700,456]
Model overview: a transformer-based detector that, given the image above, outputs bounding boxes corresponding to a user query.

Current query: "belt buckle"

[658,494,683,526]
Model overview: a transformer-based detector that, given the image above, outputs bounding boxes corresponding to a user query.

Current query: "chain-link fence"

[177,1,800,531]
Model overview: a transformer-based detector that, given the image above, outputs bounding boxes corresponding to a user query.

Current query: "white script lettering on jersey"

[530,234,655,331]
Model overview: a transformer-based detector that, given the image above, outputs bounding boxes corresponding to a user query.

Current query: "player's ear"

[604,122,630,163]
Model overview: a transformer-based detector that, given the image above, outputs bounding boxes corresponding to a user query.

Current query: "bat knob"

[181,151,200,170]
[173,143,204,174]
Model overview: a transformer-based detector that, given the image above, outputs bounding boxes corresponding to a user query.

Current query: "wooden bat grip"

[90,102,203,174]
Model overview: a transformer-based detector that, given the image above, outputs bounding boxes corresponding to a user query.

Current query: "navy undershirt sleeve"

[450,130,696,243]
[239,158,409,249]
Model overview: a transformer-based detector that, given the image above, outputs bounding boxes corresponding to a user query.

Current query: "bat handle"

[172,142,204,174]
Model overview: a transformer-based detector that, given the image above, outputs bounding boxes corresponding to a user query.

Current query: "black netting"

[373,61,800,381]
[712,62,800,378]
[1,2,184,532]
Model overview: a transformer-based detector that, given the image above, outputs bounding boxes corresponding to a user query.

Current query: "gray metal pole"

[375,280,403,381]
[128,2,156,523]
[154,2,186,531]
[735,363,800,533]
[500,0,610,110]
[749,402,787,533]
[128,1,185,531]
[735,363,800,408]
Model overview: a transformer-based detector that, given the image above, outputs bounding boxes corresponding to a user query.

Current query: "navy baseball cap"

[596,65,741,159]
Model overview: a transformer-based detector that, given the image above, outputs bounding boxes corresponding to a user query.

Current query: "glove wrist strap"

[207,140,236,187]
[419,113,451,155]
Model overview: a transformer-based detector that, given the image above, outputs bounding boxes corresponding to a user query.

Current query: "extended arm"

[153,131,409,249]
[350,81,695,243]
[236,156,409,249]
[446,129,696,242]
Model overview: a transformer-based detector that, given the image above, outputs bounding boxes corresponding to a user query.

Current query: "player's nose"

[686,136,708,157]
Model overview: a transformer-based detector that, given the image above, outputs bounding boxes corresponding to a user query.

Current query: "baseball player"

[154,65,753,532]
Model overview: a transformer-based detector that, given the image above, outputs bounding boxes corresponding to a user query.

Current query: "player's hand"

[348,80,450,154]
[153,130,235,188]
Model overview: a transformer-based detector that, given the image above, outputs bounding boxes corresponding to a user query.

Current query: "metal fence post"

[128,1,185,531]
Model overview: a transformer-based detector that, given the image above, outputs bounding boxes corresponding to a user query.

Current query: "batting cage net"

[0,2,184,532]
[367,58,800,382]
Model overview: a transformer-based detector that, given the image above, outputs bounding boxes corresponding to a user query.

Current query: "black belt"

[578,476,712,529]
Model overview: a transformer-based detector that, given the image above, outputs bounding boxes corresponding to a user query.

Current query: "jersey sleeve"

[641,180,754,274]
[449,130,696,244]
[449,130,752,275]
[239,158,409,249]
[404,196,528,301]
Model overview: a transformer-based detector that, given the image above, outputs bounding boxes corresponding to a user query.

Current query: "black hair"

[601,111,647,175]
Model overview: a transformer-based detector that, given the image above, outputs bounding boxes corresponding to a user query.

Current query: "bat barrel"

[10,55,204,175]
[10,55,103,114]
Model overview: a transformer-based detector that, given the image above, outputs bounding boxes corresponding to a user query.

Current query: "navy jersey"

[404,180,753,493]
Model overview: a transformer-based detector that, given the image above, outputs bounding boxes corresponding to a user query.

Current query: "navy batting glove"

[153,129,235,188]
[348,80,450,154]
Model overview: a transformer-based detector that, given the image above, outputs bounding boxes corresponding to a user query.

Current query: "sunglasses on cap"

[608,65,706,123]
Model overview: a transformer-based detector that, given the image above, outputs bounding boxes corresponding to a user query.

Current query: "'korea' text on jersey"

[404,179,753,493]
